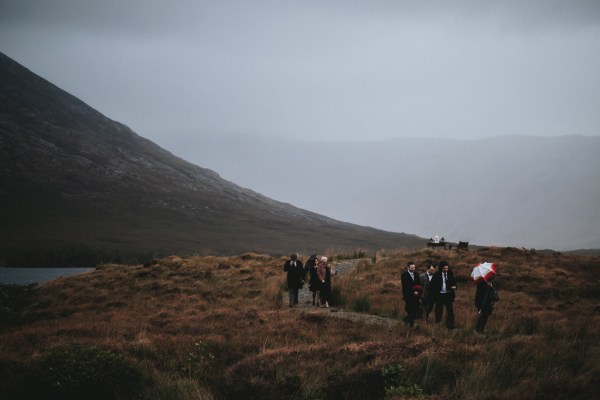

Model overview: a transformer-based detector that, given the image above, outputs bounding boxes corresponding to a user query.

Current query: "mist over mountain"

[161,134,600,251]
[0,52,423,265]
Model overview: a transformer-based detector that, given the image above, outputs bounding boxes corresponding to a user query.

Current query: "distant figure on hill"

[401,261,422,327]
[428,261,457,329]
[419,262,436,322]
[283,254,304,307]
[317,256,335,308]
[304,254,321,306]
[475,277,497,334]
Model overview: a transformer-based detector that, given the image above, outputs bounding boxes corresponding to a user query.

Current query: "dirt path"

[295,259,397,328]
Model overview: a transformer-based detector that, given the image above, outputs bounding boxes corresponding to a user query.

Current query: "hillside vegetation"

[1,247,598,399]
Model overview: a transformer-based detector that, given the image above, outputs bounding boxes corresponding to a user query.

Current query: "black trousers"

[435,293,455,329]
[422,299,434,322]
[404,298,420,327]
[476,307,493,333]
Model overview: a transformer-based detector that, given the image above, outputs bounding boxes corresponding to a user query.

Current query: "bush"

[330,285,345,307]
[0,284,40,330]
[22,344,146,400]
[352,294,371,313]
[411,355,461,394]
[323,368,385,400]
[382,363,423,399]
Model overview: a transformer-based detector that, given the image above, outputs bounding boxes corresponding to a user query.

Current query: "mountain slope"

[162,134,600,251]
[0,52,423,265]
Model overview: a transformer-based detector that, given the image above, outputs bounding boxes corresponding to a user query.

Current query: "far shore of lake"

[0,267,95,285]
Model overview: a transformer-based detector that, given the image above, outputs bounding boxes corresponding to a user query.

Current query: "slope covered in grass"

[0,248,598,399]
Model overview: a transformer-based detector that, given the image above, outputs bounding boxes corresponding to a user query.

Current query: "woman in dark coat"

[475,277,496,333]
[304,254,320,306]
[317,257,335,308]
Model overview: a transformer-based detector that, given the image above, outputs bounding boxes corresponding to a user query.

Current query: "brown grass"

[1,248,599,399]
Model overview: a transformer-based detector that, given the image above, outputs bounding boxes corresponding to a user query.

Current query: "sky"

[1,0,600,147]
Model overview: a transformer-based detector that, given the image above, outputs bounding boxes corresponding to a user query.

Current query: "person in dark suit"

[304,254,320,306]
[401,261,422,327]
[428,261,457,329]
[419,262,436,322]
[475,277,496,333]
[283,254,304,307]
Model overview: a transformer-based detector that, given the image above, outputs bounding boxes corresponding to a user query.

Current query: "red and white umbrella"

[470,262,497,284]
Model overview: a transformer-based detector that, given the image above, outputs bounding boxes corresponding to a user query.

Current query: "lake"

[0,267,95,285]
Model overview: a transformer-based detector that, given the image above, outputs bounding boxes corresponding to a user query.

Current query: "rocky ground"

[295,259,396,327]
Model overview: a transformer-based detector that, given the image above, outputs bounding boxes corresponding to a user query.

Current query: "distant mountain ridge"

[0,52,423,265]
[161,133,600,251]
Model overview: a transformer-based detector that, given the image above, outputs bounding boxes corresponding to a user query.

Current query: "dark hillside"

[0,52,423,265]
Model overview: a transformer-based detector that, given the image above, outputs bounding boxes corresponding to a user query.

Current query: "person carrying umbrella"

[471,262,499,334]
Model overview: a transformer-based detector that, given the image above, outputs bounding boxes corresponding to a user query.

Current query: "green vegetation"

[382,363,423,399]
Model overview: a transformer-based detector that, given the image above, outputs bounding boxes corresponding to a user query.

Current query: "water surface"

[0,267,95,285]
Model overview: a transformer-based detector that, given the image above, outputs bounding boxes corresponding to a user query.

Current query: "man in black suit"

[284,254,304,307]
[428,261,457,329]
[419,262,436,322]
[401,261,422,327]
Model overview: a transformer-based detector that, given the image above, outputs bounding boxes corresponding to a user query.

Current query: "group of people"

[402,260,497,333]
[284,255,497,333]
[283,254,335,308]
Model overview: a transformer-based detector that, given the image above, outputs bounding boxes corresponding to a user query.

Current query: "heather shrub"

[330,285,345,307]
[145,375,215,400]
[322,367,385,400]
[22,344,146,400]
[352,294,371,312]
[0,284,40,330]
[411,355,461,394]
[382,363,423,399]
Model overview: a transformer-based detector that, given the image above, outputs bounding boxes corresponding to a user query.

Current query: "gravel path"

[295,259,397,328]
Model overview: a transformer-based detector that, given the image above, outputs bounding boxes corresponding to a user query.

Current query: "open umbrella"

[470,262,497,284]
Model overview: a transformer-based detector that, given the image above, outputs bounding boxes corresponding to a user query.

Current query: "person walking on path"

[401,261,422,327]
[304,254,321,306]
[475,277,497,333]
[317,256,335,308]
[428,261,457,329]
[284,254,304,307]
[419,263,436,322]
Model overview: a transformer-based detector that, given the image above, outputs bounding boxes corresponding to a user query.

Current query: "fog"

[175,134,600,251]
[1,1,599,249]
[1,1,599,144]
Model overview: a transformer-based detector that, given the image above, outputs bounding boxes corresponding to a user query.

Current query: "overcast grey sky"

[1,1,599,146]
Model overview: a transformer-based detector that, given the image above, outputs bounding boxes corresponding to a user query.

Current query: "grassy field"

[0,247,598,399]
